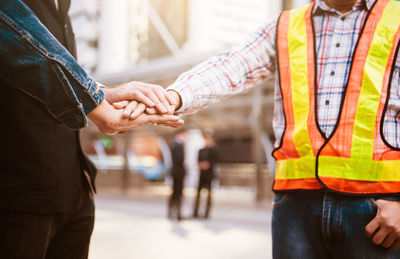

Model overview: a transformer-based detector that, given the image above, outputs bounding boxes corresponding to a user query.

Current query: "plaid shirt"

[168,0,400,148]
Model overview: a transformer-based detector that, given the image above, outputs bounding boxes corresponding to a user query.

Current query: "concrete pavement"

[89,189,272,259]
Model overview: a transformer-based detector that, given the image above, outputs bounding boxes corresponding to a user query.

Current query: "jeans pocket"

[368,197,378,214]
[369,195,400,214]
[273,193,289,208]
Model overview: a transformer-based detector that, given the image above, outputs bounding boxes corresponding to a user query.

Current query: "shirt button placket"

[322,15,343,132]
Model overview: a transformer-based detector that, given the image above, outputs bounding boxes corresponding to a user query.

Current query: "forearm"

[167,20,278,114]
[0,0,103,129]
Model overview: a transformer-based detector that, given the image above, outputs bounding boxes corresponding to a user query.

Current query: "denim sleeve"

[0,0,104,130]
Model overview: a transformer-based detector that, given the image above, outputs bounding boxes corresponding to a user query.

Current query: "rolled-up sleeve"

[167,19,278,114]
[0,0,103,129]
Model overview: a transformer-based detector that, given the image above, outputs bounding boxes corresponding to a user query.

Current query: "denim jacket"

[0,0,104,130]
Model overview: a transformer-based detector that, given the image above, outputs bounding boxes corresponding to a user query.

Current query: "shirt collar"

[312,0,376,14]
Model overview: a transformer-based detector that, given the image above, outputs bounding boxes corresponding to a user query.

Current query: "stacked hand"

[87,81,183,135]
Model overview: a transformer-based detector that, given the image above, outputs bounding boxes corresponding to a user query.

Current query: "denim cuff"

[52,78,104,128]
[82,80,105,115]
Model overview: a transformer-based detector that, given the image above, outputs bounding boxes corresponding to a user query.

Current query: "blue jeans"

[272,190,400,259]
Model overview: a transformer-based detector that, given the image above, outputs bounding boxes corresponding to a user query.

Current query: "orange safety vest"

[273,0,400,194]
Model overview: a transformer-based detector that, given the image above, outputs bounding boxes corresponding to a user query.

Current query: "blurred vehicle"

[88,134,172,181]
[128,153,165,181]
[88,155,125,171]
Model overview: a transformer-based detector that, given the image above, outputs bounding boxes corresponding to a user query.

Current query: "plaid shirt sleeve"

[168,18,278,114]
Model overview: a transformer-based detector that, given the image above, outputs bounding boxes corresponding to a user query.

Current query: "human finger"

[104,84,156,108]
[166,90,177,106]
[157,119,185,128]
[372,228,389,245]
[365,217,380,238]
[113,100,130,109]
[152,86,173,113]
[142,88,168,113]
[130,91,156,108]
[382,235,396,248]
[130,103,147,120]
[142,114,181,125]
[122,101,138,118]
[391,239,400,250]
[146,107,157,115]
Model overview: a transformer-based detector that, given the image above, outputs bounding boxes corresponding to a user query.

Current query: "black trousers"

[0,185,95,259]
[168,174,184,220]
[193,171,213,218]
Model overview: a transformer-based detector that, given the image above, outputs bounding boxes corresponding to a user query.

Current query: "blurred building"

[72,0,311,199]
[70,0,310,72]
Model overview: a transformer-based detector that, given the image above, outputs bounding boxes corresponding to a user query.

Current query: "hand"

[103,81,177,114]
[88,99,184,135]
[199,161,211,170]
[113,100,147,120]
[365,199,400,249]
[117,90,182,118]
[145,90,182,115]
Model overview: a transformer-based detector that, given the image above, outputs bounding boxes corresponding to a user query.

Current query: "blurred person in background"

[193,129,219,219]
[168,130,186,221]
[123,0,400,257]
[0,0,181,258]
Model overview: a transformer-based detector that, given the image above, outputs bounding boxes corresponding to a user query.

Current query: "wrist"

[87,98,107,123]
[87,99,120,135]
[167,90,182,112]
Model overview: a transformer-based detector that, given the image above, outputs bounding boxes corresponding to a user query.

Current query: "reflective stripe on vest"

[273,0,400,194]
